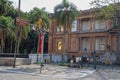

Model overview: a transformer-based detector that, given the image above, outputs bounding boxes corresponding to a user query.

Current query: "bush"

[59,63,68,66]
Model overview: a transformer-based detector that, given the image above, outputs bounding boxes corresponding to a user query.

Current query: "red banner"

[39,34,43,54]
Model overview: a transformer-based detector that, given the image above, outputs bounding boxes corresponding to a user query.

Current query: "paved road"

[0,64,119,80]
[0,64,95,80]
[0,71,65,80]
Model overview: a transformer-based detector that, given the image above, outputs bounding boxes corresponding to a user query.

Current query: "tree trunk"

[10,39,13,53]
[62,17,69,63]
[1,29,6,53]
[1,33,4,53]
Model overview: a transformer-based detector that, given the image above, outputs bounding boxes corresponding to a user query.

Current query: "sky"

[10,0,93,13]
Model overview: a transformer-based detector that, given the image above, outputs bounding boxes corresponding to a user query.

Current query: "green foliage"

[27,7,50,29]
[0,16,15,53]
[59,63,68,66]
[0,0,49,54]
[0,16,14,30]
[22,27,30,39]
[0,0,14,15]
[54,0,79,28]
[54,0,79,63]
[0,16,8,28]
[91,0,120,18]
[25,30,37,53]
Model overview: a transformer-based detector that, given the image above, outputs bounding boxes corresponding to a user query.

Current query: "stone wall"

[0,57,31,66]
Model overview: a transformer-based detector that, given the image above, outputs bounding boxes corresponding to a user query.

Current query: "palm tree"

[0,16,7,53]
[27,7,50,63]
[0,16,13,53]
[17,25,30,53]
[54,0,79,62]
[27,7,50,49]
[7,26,16,53]
[6,16,15,53]
[28,7,50,29]
[0,0,13,15]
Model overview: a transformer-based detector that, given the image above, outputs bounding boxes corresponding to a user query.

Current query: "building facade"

[48,9,119,63]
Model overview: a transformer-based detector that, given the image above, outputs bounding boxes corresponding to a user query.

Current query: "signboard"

[15,18,29,26]
[39,34,43,54]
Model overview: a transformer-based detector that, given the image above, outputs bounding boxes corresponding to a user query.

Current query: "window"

[82,38,90,51]
[81,20,90,32]
[95,37,105,51]
[95,20,106,30]
[71,20,77,32]
[56,25,64,32]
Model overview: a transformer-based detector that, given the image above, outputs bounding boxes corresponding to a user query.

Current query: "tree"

[27,7,50,54]
[25,30,38,53]
[54,0,79,62]
[27,7,50,29]
[91,0,120,19]
[0,16,14,53]
[0,0,13,15]
[0,0,18,53]
[0,1,50,55]
[6,16,15,53]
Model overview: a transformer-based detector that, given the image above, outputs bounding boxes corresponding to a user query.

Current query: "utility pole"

[36,18,42,63]
[13,0,21,68]
[36,18,45,73]
[40,30,45,74]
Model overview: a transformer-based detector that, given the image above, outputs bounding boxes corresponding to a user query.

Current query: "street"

[0,64,95,80]
[0,64,120,80]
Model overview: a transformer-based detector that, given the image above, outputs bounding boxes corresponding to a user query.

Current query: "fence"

[0,53,29,58]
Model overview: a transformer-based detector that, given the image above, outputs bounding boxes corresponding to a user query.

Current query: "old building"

[48,9,119,63]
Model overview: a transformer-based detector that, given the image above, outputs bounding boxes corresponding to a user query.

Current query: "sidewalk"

[0,64,120,80]
[0,64,95,79]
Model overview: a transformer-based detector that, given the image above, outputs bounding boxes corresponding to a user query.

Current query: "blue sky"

[10,0,93,13]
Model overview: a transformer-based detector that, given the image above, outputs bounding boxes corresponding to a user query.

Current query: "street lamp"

[36,18,43,63]
[36,18,47,73]
[93,51,96,70]
[39,27,47,74]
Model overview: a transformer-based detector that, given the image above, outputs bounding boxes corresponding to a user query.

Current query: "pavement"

[0,64,95,79]
[0,64,120,80]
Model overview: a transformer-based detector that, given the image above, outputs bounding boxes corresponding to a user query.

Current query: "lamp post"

[93,51,96,70]
[36,18,42,63]
[36,18,47,73]
[13,0,21,68]
[39,27,47,74]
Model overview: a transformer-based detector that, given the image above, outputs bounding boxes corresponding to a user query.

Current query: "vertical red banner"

[39,34,43,54]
